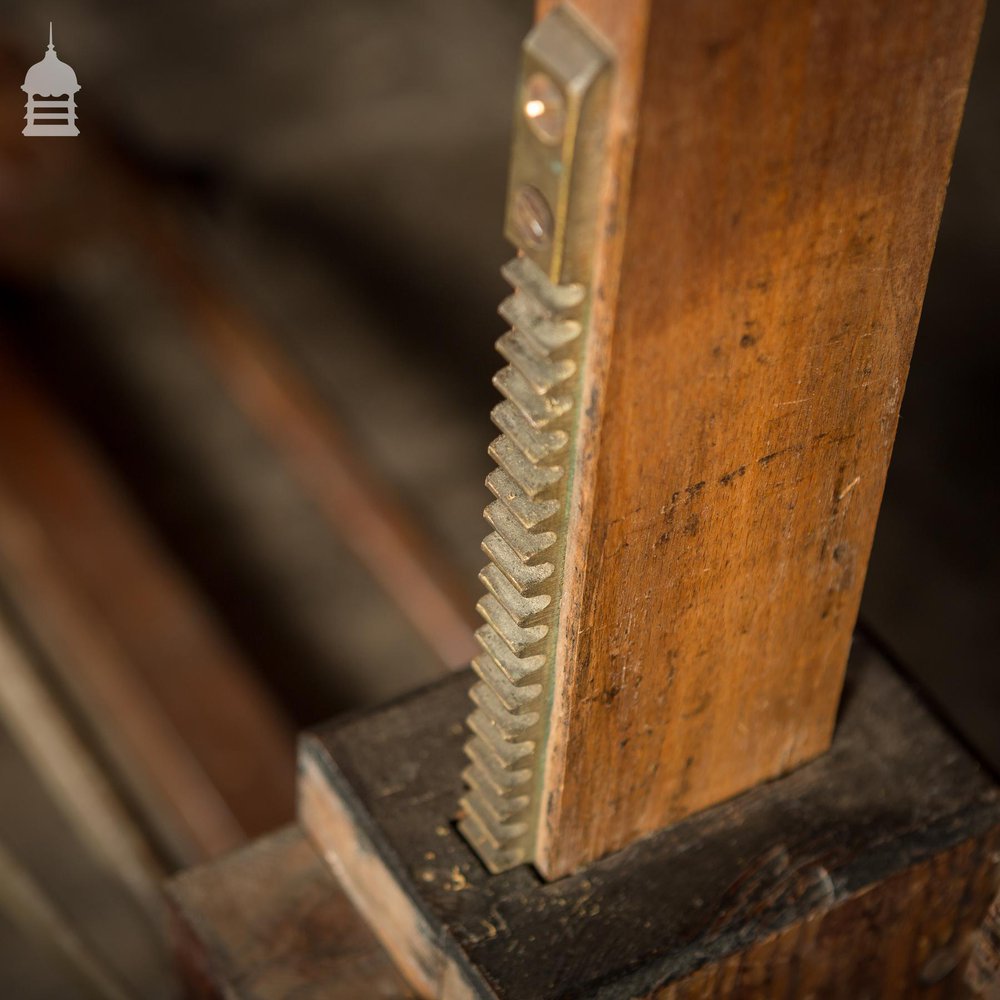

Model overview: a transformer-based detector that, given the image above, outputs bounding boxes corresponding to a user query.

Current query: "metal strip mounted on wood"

[458,6,612,874]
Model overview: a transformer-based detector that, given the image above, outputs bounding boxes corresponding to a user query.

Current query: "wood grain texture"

[653,836,1000,999]
[300,635,1000,998]
[537,0,985,877]
[167,826,414,999]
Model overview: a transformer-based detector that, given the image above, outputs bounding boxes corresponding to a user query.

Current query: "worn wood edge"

[967,884,1000,996]
[533,0,654,879]
[299,743,485,1000]
[166,900,230,1000]
[165,826,298,1000]
[633,833,1000,998]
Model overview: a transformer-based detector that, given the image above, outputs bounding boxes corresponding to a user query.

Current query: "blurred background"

[0,1,995,996]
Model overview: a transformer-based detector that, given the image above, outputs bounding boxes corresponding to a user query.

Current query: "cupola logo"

[22,23,80,137]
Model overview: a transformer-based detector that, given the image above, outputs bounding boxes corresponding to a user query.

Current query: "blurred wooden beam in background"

[140,217,480,671]
[0,345,294,863]
[0,614,162,915]
[0,840,134,1000]
[0,40,478,673]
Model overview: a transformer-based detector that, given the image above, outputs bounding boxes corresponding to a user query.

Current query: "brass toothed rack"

[459,8,612,874]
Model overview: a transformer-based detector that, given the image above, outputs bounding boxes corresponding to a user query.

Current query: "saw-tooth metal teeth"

[485,500,556,561]
[463,244,592,873]
[462,766,531,821]
[499,293,582,351]
[492,401,568,462]
[463,0,608,876]
[498,291,547,337]
[494,366,573,429]
[462,790,529,843]
[471,681,539,734]
[487,469,560,530]
[458,810,526,874]
[472,654,541,713]
[489,436,562,497]
[467,713,534,756]
[468,709,535,768]
[501,255,585,313]
[460,790,529,842]
[464,736,532,791]
[480,563,550,625]
[474,625,544,686]
[497,331,576,394]
[482,533,554,592]
[477,596,547,656]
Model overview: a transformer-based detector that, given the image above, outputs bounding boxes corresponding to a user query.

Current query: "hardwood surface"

[167,826,413,999]
[533,0,986,877]
[0,344,294,863]
[300,634,1000,998]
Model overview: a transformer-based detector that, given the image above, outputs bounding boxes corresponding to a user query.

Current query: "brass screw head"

[510,185,554,249]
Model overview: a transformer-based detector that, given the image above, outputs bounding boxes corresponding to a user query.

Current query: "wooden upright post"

[286,5,1000,997]
[531,0,984,878]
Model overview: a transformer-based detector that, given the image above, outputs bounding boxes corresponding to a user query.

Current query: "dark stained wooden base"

[166,826,413,999]
[299,636,1000,999]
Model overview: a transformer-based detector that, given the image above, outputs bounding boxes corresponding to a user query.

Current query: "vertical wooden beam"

[535,0,984,877]
[0,346,295,862]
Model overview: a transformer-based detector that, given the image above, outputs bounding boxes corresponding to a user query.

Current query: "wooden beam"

[300,635,1000,998]
[532,0,984,877]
